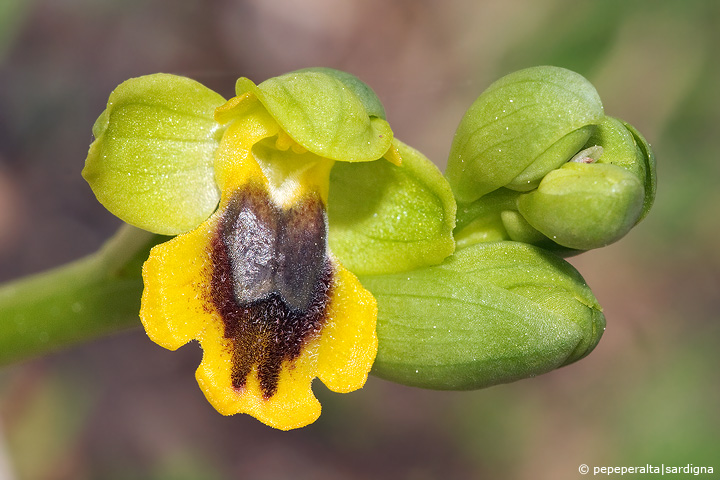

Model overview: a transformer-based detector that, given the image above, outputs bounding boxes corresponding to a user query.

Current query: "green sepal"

[363,241,605,390]
[82,74,226,235]
[446,65,604,203]
[297,67,387,120]
[517,162,644,250]
[505,125,594,191]
[587,116,646,177]
[236,69,393,162]
[328,139,456,275]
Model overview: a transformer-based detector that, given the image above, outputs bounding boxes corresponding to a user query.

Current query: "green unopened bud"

[514,115,652,251]
[517,162,644,250]
[364,241,605,390]
[449,66,656,253]
[446,66,604,203]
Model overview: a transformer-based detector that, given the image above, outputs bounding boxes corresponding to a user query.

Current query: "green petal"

[82,74,226,235]
[446,65,605,202]
[328,140,456,275]
[236,70,393,162]
[364,241,605,390]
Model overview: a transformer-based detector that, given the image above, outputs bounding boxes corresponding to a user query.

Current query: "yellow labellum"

[140,95,378,430]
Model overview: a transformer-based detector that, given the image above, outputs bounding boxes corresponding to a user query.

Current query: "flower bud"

[448,66,656,253]
[517,162,644,250]
[514,115,654,251]
[446,66,604,203]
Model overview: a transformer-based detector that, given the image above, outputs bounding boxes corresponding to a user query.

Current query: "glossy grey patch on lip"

[275,196,327,313]
[220,184,328,312]
[210,183,333,398]
[220,187,278,305]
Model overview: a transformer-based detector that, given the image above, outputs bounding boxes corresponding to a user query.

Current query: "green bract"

[364,241,605,390]
[449,66,656,253]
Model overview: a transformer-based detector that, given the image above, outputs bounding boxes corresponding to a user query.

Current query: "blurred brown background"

[1,0,719,479]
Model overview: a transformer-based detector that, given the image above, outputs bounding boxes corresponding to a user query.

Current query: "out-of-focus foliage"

[0,0,31,62]
[0,0,718,479]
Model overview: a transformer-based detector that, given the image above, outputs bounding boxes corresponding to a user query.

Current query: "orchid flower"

[81,68,455,429]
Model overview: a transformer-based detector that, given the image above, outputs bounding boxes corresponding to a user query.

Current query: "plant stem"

[0,225,167,365]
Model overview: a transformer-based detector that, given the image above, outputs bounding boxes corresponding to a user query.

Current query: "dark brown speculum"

[210,184,333,398]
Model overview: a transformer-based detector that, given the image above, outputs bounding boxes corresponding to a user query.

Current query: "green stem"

[0,225,167,365]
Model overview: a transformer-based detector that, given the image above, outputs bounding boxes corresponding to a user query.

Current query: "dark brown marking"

[210,184,333,399]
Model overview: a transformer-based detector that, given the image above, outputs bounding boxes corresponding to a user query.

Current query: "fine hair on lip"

[210,183,333,398]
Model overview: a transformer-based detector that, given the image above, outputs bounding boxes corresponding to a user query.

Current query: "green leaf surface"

[82,74,226,235]
[446,65,605,202]
[236,70,393,162]
[363,241,605,390]
[328,139,456,275]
